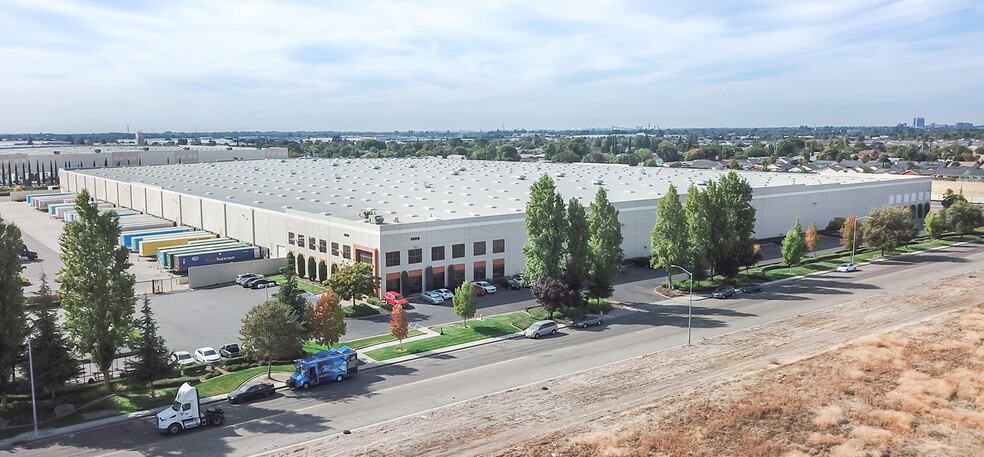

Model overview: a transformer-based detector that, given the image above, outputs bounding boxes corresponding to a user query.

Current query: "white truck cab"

[156,382,225,435]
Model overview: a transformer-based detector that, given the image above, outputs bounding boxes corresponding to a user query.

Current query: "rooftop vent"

[591,179,604,185]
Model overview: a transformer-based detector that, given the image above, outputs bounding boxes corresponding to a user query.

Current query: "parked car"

[249,279,278,289]
[194,347,222,365]
[473,281,497,294]
[523,320,558,339]
[218,343,241,358]
[19,245,38,261]
[473,285,487,296]
[512,273,532,288]
[171,351,196,367]
[711,285,736,299]
[495,277,522,290]
[836,263,858,272]
[420,291,445,305]
[384,291,410,308]
[740,283,764,293]
[979,235,984,243]
[435,288,454,300]
[572,313,603,328]
[242,277,268,288]
[227,382,275,404]
[236,273,263,285]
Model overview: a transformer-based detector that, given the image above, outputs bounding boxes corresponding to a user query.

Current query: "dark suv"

[20,246,38,261]
[711,285,736,299]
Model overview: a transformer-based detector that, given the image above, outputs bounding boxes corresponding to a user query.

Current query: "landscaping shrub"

[587,300,614,314]
[180,364,207,377]
[367,296,382,306]
[378,302,393,311]
[155,376,200,388]
[202,370,223,380]
[343,303,379,318]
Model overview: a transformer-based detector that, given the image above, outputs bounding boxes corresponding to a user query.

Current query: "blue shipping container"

[26,193,69,204]
[120,228,191,248]
[174,247,260,273]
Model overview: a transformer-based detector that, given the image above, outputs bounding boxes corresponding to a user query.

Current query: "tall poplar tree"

[684,185,711,280]
[586,188,623,300]
[58,188,136,392]
[524,174,567,282]
[0,216,26,407]
[651,184,687,287]
[563,197,590,292]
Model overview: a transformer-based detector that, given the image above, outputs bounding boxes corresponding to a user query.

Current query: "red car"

[383,291,413,309]
[473,285,487,297]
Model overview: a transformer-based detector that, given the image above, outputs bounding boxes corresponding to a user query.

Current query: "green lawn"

[303,330,425,354]
[365,312,537,361]
[266,274,326,294]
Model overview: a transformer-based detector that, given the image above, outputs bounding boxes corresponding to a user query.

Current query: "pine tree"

[563,198,590,292]
[586,188,623,301]
[389,301,409,350]
[453,282,477,328]
[58,188,136,392]
[651,184,687,287]
[0,216,27,407]
[28,273,79,399]
[274,268,309,331]
[126,295,172,394]
[307,288,346,347]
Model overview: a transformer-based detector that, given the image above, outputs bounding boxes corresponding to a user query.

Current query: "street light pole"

[27,338,39,437]
[670,265,694,346]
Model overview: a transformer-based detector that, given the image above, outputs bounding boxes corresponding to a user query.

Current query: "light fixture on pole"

[850,216,870,264]
[27,338,39,437]
[670,265,694,346]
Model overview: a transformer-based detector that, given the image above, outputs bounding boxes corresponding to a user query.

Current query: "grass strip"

[267,274,325,294]
[303,330,424,354]
[366,312,537,361]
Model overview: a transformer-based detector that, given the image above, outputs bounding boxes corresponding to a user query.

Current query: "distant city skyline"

[1,0,982,133]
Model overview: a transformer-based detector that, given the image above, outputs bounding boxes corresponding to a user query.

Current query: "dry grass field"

[932,179,984,201]
[275,270,984,457]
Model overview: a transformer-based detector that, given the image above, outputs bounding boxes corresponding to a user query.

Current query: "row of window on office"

[385,239,505,267]
[287,232,353,259]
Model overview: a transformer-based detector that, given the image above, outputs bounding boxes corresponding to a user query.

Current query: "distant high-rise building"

[135,130,145,145]
[913,117,925,128]
[954,122,973,130]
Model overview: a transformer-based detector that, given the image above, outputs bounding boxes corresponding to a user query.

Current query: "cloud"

[0,0,981,132]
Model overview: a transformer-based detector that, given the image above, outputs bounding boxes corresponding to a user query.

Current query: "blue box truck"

[286,346,358,390]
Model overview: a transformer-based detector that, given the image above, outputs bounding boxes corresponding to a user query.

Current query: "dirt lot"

[932,179,984,201]
[273,270,984,457]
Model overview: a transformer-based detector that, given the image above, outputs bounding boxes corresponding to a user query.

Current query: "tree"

[924,211,945,239]
[781,220,807,266]
[126,295,171,394]
[240,300,304,378]
[710,172,756,278]
[804,222,820,257]
[941,200,984,234]
[839,214,864,252]
[389,299,408,350]
[453,281,478,327]
[563,198,590,292]
[327,262,379,306]
[586,188,623,301]
[864,206,918,255]
[532,276,580,318]
[274,269,308,324]
[738,243,763,273]
[306,288,346,348]
[283,252,295,276]
[0,215,26,407]
[941,188,967,209]
[27,275,79,399]
[684,185,711,280]
[524,175,568,282]
[58,189,135,392]
[651,184,687,287]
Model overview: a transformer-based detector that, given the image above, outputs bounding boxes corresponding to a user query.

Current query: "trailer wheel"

[335,374,343,382]
[167,423,182,435]
[210,414,224,426]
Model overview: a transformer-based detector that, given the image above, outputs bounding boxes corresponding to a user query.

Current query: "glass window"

[296,234,304,248]
[356,249,373,264]
[308,237,316,250]
[452,243,465,258]
[473,263,486,280]
[342,245,351,260]
[408,249,422,264]
[385,276,400,293]
[492,262,504,278]
[432,246,445,261]
[319,239,327,253]
[385,251,400,267]
[288,232,295,245]
[331,242,339,256]
[492,239,505,253]
[473,241,486,256]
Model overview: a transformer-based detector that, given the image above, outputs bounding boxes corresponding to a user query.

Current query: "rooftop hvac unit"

[373,215,384,224]
[591,179,604,185]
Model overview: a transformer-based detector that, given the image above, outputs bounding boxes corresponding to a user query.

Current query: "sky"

[0,0,982,133]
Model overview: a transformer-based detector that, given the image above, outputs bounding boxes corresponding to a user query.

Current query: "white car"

[235,273,263,285]
[836,263,858,272]
[473,281,497,294]
[171,351,196,367]
[194,347,223,365]
[435,288,454,300]
[420,291,445,305]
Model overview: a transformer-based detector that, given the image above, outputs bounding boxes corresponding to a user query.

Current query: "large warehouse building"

[60,157,931,296]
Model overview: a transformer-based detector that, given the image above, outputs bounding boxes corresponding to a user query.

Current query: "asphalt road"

[12,242,983,457]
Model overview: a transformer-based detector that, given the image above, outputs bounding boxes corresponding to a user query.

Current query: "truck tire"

[167,423,182,435]
[210,413,224,426]
[532,333,539,339]
[335,374,343,382]
[551,329,557,335]
[302,382,310,390]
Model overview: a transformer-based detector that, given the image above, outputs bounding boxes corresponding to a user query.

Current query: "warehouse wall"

[187,257,285,289]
